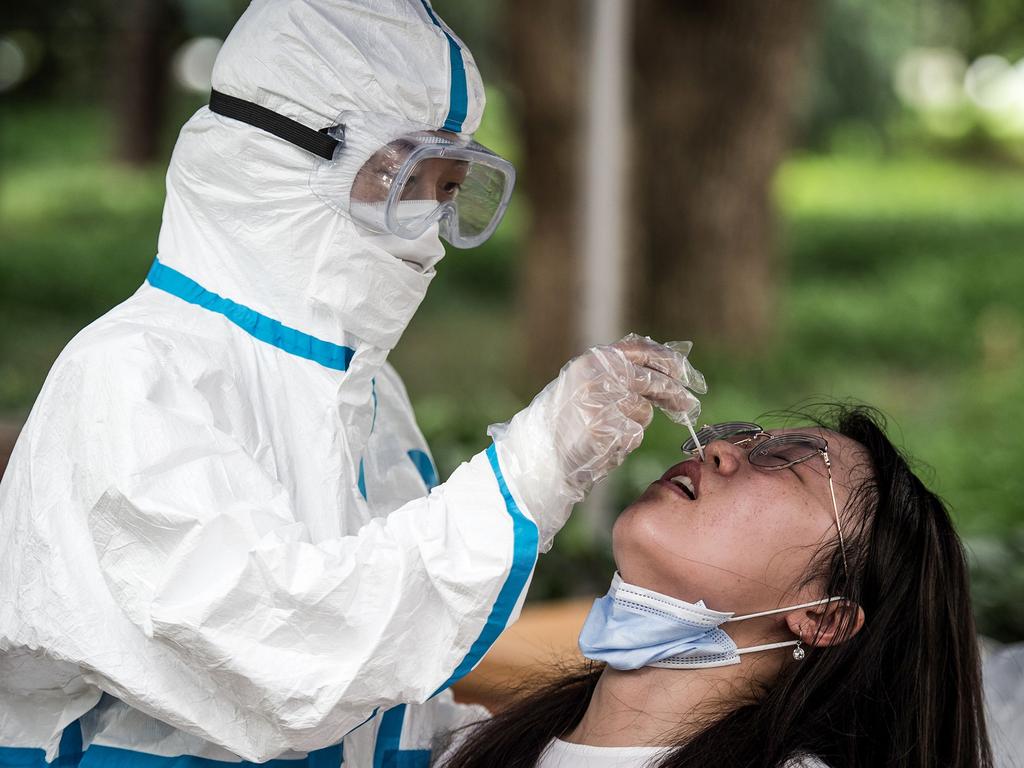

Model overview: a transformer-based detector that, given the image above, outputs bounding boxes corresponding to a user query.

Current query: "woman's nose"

[705,439,743,475]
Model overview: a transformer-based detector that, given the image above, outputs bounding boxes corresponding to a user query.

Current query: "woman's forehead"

[774,424,830,439]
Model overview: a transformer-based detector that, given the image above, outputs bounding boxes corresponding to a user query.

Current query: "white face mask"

[352,200,447,272]
[579,573,842,670]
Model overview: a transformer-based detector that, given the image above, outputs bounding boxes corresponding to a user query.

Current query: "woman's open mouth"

[657,459,701,501]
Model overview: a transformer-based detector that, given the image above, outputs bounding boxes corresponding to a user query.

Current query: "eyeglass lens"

[680,422,760,454]
[682,423,825,468]
[748,435,827,468]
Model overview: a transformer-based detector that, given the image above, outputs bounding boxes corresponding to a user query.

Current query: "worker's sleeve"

[81,358,540,760]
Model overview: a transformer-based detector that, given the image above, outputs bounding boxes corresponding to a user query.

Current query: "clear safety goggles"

[206,91,515,249]
[345,130,515,249]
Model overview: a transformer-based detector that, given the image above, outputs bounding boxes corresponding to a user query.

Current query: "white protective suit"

[0,1,705,766]
[0,1,509,764]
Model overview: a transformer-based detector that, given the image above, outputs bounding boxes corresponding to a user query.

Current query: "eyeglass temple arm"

[822,449,849,576]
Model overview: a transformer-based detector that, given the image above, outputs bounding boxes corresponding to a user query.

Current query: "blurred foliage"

[6,0,1024,158]
[797,0,910,150]
[3,104,1023,642]
[797,0,1024,160]
[963,0,1024,57]
[969,528,1024,641]
[2,0,1024,639]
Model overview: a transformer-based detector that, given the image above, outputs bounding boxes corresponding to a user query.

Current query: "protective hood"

[155,0,485,363]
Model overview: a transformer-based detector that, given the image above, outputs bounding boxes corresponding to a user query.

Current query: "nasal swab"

[681,413,705,461]
[643,355,705,461]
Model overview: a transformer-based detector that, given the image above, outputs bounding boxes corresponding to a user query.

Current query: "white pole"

[579,0,630,540]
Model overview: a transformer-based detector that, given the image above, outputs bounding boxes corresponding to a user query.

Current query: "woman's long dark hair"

[440,405,993,768]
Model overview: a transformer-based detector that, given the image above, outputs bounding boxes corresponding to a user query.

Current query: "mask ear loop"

[723,596,846,660]
[725,595,845,624]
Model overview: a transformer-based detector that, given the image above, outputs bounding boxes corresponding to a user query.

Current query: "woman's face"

[612,426,869,613]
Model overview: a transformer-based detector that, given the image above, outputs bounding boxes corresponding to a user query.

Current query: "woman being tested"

[0,0,705,766]
[440,408,994,768]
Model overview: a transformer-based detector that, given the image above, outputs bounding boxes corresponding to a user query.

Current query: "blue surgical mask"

[578,573,839,670]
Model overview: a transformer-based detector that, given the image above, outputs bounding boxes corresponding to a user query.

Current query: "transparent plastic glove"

[488,334,706,550]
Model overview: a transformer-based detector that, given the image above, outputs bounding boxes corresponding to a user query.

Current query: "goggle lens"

[348,131,514,248]
[391,154,510,244]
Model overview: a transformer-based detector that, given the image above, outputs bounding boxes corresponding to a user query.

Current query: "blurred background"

[0,0,1022,641]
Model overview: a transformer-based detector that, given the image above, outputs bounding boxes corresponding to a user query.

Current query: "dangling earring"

[792,639,806,661]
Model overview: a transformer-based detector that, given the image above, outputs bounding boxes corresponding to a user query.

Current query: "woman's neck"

[564,624,788,748]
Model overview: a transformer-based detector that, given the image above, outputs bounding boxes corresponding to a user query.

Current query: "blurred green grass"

[2,104,1022,637]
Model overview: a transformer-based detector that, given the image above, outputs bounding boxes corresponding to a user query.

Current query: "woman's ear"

[784,600,865,647]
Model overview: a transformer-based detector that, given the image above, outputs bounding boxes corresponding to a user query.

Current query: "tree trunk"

[505,0,586,391]
[629,0,814,351]
[111,0,178,166]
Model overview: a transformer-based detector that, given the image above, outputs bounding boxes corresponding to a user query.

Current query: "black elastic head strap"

[209,89,341,160]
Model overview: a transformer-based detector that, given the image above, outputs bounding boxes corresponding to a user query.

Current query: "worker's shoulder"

[53,290,233,383]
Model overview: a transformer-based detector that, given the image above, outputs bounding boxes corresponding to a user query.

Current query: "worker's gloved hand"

[489,334,706,550]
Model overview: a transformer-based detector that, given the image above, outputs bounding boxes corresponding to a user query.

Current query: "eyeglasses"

[681,421,849,576]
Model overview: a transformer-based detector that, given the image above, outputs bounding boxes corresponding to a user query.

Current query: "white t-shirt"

[536,738,670,767]
[435,722,830,767]
[533,739,831,768]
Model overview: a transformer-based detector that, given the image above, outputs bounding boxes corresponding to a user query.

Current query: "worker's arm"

[87,401,536,760]
[80,334,702,760]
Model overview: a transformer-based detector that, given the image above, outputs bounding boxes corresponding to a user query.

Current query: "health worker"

[0,1,705,767]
